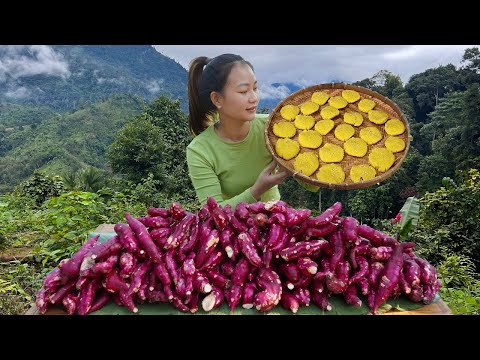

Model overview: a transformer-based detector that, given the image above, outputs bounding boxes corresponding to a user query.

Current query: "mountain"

[0,94,145,193]
[258,82,306,113]
[0,45,189,111]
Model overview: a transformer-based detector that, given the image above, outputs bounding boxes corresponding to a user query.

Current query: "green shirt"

[186,114,281,207]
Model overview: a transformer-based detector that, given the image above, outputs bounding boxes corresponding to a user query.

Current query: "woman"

[186,53,289,207]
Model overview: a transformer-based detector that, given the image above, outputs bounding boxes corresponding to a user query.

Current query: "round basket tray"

[265,83,411,190]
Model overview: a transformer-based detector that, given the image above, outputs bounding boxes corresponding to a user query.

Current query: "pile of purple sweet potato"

[35,198,441,315]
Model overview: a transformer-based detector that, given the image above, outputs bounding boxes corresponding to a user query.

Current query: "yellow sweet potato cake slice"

[384,118,406,135]
[344,137,368,157]
[350,164,377,182]
[334,123,355,142]
[294,115,315,130]
[328,96,348,109]
[368,109,389,125]
[359,126,382,145]
[298,130,323,149]
[320,105,340,120]
[341,89,361,103]
[280,104,300,120]
[358,98,376,113]
[293,152,319,177]
[300,101,320,116]
[319,143,345,163]
[343,111,364,127]
[275,138,300,160]
[273,121,297,138]
[314,119,335,135]
[316,164,345,184]
[384,136,406,153]
[311,91,330,106]
[368,147,395,172]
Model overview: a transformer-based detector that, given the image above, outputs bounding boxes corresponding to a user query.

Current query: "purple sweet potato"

[92,254,119,274]
[357,224,397,247]
[348,256,369,285]
[297,257,318,276]
[205,268,231,289]
[254,268,282,312]
[103,269,129,293]
[253,212,269,227]
[202,286,224,312]
[62,293,78,315]
[147,207,170,218]
[43,267,68,293]
[219,226,235,259]
[293,287,310,306]
[326,259,350,294]
[372,242,415,314]
[403,257,421,286]
[137,215,172,229]
[237,232,262,267]
[414,257,437,285]
[76,278,101,315]
[114,223,139,253]
[370,246,393,261]
[231,257,250,287]
[88,289,111,314]
[281,290,300,313]
[279,240,329,262]
[165,212,195,249]
[212,206,228,231]
[304,221,340,240]
[153,262,174,300]
[344,284,362,308]
[49,280,76,305]
[234,202,250,219]
[264,200,288,214]
[35,287,50,314]
[76,276,89,290]
[193,271,212,294]
[341,216,360,244]
[126,260,153,298]
[328,229,345,271]
[242,282,257,309]
[178,215,200,254]
[164,249,180,285]
[307,201,342,227]
[169,202,186,220]
[311,289,332,311]
[225,284,243,313]
[265,223,285,251]
[59,235,99,279]
[285,208,311,227]
[268,212,287,227]
[125,212,162,263]
[119,251,137,279]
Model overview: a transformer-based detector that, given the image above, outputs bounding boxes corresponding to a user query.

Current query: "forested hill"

[0,94,145,193]
[0,45,188,111]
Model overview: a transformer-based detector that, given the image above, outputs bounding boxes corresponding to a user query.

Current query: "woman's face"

[215,63,259,123]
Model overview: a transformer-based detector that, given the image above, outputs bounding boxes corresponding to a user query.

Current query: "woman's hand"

[250,161,290,200]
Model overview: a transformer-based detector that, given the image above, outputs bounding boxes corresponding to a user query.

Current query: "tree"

[107,96,195,201]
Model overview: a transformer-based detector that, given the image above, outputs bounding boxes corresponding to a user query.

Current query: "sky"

[153,45,478,100]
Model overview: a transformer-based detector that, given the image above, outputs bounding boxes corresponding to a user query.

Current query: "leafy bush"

[13,171,65,206]
[410,169,480,269]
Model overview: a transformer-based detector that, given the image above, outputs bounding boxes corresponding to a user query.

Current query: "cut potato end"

[359,126,383,145]
[368,147,395,172]
[316,164,346,184]
[311,91,330,106]
[319,143,345,163]
[320,105,340,120]
[350,164,377,182]
[280,104,300,120]
[368,109,389,124]
[385,118,406,135]
[342,89,361,103]
[328,96,348,109]
[293,152,319,177]
[273,121,297,138]
[294,115,315,130]
[298,130,323,149]
[385,136,406,153]
[334,123,355,142]
[343,111,364,126]
[300,101,320,116]
[344,137,368,157]
[314,119,335,135]
[275,138,301,160]
[358,98,376,113]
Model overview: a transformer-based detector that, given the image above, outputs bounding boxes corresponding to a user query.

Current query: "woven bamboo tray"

[265,83,411,190]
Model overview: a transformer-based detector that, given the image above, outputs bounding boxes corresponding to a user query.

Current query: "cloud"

[5,86,30,99]
[0,45,70,83]
[146,78,165,94]
[153,45,478,86]
[259,84,292,100]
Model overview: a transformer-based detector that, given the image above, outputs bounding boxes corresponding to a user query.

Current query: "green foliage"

[398,197,420,241]
[107,95,195,201]
[411,169,480,269]
[0,261,44,315]
[436,252,480,315]
[13,171,65,207]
